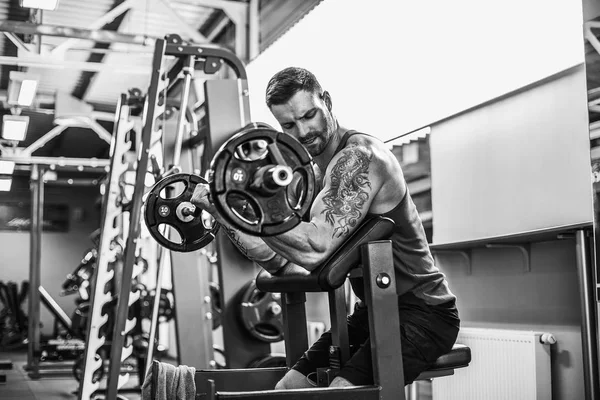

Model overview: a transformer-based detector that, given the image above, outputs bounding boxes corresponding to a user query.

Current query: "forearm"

[214,214,270,258]
[191,183,286,270]
[219,224,288,274]
[262,221,327,270]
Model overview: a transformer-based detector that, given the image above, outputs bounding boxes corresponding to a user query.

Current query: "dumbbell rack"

[101,38,173,400]
[77,91,143,400]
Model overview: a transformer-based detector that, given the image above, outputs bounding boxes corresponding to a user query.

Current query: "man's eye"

[283,124,294,130]
[305,111,316,119]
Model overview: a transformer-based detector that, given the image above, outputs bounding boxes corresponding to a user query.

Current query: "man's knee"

[275,369,311,390]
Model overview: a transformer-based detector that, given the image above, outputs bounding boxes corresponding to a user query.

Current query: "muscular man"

[192,67,459,388]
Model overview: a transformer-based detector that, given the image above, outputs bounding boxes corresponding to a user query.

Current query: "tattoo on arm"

[222,225,248,256]
[321,145,373,238]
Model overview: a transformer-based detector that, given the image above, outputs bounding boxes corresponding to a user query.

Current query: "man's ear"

[322,91,332,111]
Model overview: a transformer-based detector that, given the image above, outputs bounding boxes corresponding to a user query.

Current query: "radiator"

[432,327,554,400]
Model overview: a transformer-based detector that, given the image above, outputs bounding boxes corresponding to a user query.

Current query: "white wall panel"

[430,68,593,243]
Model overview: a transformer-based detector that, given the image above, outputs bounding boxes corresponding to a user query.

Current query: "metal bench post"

[362,240,405,400]
[328,286,350,367]
[282,292,309,368]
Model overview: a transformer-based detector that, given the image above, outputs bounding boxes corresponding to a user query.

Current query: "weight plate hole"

[159,181,186,199]
[227,193,260,225]
[234,139,269,161]
[158,223,183,244]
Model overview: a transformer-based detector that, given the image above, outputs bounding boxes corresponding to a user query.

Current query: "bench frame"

[196,240,412,400]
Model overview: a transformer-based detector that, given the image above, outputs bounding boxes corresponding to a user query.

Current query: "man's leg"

[275,369,317,389]
[334,295,460,387]
[275,301,371,390]
[274,330,332,389]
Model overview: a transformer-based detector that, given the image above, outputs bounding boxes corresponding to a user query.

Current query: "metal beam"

[0,20,155,46]
[72,0,133,100]
[248,0,259,60]
[43,178,101,186]
[54,46,153,55]
[8,107,116,122]
[0,155,110,168]
[27,165,43,378]
[50,116,113,143]
[51,0,138,54]
[159,0,207,43]
[196,0,247,25]
[3,32,31,53]
[22,124,68,156]
[205,14,230,42]
[585,21,600,57]
[0,55,149,74]
[86,118,113,143]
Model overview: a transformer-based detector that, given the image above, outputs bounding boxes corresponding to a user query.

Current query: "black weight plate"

[238,280,284,343]
[247,353,287,369]
[73,353,104,383]
[210,124,316,236]
[144,173,219,252]
[209,282,222,330]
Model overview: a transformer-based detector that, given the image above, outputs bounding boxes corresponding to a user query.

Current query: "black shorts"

[291,292,460,386]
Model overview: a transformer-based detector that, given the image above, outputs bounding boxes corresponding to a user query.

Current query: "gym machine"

[24,164,108,380]
[142,118,473,400]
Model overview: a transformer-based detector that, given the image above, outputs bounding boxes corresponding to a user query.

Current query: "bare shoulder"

[341,134,406,210]
[342,134,402,176]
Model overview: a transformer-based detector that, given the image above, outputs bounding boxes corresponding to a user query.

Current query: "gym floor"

[0,349,434,400]
[0,350,142,400]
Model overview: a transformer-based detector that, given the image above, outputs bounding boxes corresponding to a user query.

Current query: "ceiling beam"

[0,55,150,74]
[0,154,110,169]
[159,0,207,43]
[72,0,133,100]
[3,32,31,53]
[202,10,230,42]
[51,0,138,55]
[196,0,247,25]
[0,20,155,46]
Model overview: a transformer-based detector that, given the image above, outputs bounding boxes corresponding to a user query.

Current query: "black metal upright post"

[26,165,43,379]
[575,229,600,400]
[105,39,168,400]
[362,240,405,400]
[328,287,350,367]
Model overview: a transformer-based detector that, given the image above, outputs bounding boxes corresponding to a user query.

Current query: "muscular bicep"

[309,144,382,246]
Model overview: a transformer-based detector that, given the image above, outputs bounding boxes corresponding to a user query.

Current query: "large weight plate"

[210,123,316,236]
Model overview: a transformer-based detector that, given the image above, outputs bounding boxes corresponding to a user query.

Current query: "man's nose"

[297,122,309,138]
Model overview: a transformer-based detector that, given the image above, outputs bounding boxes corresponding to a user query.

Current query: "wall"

[436,240,585,400]
[0,176,101,336]
[428,68,593,399]
[430,66,593,244]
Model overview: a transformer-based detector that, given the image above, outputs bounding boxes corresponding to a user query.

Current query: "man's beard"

[303,131,330,157]
[302,114,336,157]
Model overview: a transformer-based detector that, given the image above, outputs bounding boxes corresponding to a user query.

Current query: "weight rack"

[77,91,142,400]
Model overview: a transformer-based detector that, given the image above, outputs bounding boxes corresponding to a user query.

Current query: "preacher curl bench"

[193,216,471,400]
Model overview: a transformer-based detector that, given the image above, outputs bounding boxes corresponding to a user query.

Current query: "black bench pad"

[428,344,471,371]
[256,217,395,293]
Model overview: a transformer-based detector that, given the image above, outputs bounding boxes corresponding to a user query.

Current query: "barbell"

[144,123,316,252]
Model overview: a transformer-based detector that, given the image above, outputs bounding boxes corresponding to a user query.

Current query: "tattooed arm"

[262,142,386,271]
[191,183,287,274]
[220,224,289,273]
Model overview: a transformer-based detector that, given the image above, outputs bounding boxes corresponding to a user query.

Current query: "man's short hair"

[265,67,323,108]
